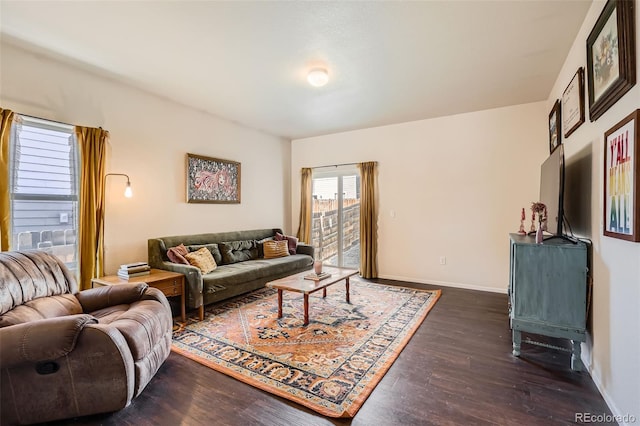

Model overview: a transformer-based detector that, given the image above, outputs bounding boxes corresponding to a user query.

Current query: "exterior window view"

[311,171,360,268]
[10,116,78,270]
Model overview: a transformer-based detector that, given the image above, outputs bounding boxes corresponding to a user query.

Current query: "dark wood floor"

[45,279,613,425]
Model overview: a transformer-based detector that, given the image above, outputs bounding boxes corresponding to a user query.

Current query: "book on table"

[119,265,151,274]
[120,261,149,270]
[304,272,332,281]
[117,270,151,279]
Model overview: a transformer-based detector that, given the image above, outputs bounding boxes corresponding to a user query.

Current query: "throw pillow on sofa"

[167,243,189,264]
[263,240,290,259]
[275,232,298,255]
[185,247,217,274]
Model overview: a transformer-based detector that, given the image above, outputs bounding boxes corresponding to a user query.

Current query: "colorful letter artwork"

[605,118,635,236]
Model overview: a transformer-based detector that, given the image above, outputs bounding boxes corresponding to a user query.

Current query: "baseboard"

[377,274,508,294]
[581,355,637,426]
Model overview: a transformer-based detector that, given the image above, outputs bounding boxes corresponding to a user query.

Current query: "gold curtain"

[0,109,15,251]
[296,168,312,244]
[76,126,108,289]
[358,161,378,278]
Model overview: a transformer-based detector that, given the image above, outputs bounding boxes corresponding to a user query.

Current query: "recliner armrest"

[0,314,97,368]
[76,283,149,312]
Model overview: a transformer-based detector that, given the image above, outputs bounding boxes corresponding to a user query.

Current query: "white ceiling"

[1,1,592,140]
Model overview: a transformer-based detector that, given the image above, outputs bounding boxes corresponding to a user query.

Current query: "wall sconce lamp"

[104,173,133,198]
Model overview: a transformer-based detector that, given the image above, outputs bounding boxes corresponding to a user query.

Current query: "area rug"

[171,280,440,417]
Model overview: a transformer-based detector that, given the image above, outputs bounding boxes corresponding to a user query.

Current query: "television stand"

[543,234,578,244]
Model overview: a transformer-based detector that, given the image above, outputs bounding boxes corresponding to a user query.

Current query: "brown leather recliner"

[0,250,173,425]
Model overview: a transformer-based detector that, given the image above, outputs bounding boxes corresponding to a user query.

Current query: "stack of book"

[117,262,151,279]
[304,271,331,281]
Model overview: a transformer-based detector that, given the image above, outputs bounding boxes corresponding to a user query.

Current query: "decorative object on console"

[186,153,241,204]
[531,202,548,243]
[549,100,562,154]
[562,67,585,138]
[518,207,527,234]
[603,109,639,242]
[586,0,636,122]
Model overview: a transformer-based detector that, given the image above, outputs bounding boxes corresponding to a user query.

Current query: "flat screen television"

[539,145,565,237]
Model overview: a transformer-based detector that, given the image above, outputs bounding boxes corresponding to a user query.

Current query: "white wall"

[0,41,291,275]
[546,1,640,422]
[292,102,547,292]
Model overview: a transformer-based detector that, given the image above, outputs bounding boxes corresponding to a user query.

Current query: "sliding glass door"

[311,167,360,268]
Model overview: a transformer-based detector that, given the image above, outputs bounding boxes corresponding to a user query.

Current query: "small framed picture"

[562,68,585,138]
[586,0,636,121]
[603,109,639,242]
[549,100,561,154]
[186,153,241,204]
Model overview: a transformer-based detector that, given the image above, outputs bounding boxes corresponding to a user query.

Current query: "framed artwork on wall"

[186,153,241,204]
[549,100,561,154]
[562,67,585,138]
[586,0,636,122]
[603,109,639,242]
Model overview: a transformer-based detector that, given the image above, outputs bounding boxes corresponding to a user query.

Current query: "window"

[10,116,79,269]
[311,167,360,268]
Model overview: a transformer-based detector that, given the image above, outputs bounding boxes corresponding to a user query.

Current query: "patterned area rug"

[171,280,440,417]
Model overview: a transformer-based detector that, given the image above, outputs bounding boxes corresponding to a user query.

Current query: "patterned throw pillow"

[275,232,298,255]
[167,243,189,265]
[263,240,290,259]
[184,247,217,274]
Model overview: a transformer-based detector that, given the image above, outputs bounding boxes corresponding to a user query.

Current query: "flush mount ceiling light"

[307,68,329,87]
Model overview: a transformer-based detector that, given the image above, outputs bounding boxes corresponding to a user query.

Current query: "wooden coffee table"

[266,266,358,326]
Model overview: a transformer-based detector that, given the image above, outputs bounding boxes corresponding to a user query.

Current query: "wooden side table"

[92,268,186,323]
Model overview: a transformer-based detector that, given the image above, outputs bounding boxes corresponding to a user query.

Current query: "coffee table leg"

[346,277,350,304]
[277,289,283,319]
[323,288,327,298]
[304,293,309,325]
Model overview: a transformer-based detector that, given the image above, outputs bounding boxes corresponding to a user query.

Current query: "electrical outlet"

[439,256,446,265]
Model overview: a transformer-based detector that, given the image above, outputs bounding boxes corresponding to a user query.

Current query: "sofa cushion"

[202,255,313,291]
[219,240,259,264]
[185,248,217,274]
[167,243,189,265]
[186,243,222,265]
[263,240,290,259]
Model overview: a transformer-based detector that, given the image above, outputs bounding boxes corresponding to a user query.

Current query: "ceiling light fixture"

[307,68,329,87]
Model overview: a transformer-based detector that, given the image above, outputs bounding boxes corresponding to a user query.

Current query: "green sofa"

[148,228,314,320]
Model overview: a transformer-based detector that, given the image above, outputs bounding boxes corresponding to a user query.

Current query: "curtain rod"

[312,162,364,169]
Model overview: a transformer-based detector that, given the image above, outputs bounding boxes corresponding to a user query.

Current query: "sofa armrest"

[153,261,204,309]
[296,243,315,259]
[0,314,97,368]
[76,283,149,313]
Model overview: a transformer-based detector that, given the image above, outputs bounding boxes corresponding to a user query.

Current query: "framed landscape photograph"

[186,153,241,204]
[603,109,639,242]
[562,67,585,138]
[549,100,561,154]
[586,0,636,122]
